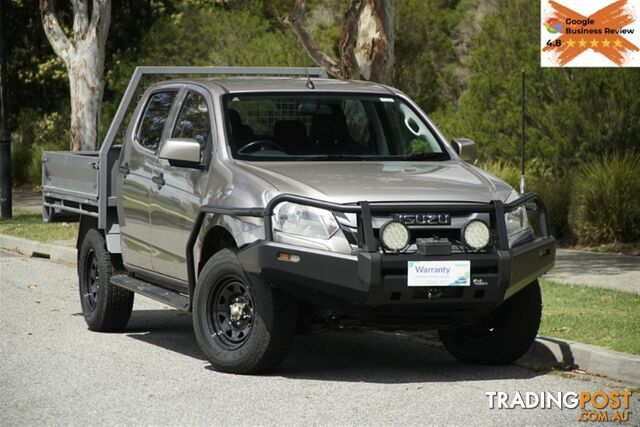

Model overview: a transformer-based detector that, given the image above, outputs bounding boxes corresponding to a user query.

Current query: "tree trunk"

[289,0,394,84]
[40,0,110,151]
[68,40,106,151]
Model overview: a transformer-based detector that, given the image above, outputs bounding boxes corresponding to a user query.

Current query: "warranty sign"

[541,0,640,67]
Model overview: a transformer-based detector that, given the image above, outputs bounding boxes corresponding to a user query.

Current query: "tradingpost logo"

[486,390,633,422]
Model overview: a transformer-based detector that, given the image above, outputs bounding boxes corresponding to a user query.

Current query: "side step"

[110,274,190,311]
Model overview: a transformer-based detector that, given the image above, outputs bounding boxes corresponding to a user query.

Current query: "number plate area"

[407,261,471,287]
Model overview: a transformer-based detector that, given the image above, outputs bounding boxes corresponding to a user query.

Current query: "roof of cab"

[187,77,396,95]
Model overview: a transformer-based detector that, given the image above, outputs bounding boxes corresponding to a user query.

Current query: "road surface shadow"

[126,309,545,384]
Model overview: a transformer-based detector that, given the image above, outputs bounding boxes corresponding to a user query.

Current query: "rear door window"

[137,91,178,152]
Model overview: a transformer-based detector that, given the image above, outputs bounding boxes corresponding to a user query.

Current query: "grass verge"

[0,209,78,243]
[540,279,640,355]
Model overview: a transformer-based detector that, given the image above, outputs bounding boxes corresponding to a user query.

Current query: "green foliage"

[481,159,570,238]
[106,4,310,94]
[436,0,640,175]
[11,108,70,186]
[569,153,640,244]
[394,0,463,113]
[480,160,520,188]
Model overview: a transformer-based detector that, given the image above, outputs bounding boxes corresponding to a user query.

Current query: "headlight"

[505,192,532,247]
[380,221,410,252]
[273,202,339,240]
[463,220,490,249]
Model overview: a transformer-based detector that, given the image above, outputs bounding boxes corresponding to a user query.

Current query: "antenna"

[305,68,315,89]
[520,69,526,195]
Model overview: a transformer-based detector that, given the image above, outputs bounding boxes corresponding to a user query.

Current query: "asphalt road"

[1,250,638,426]
[547,249,640,295]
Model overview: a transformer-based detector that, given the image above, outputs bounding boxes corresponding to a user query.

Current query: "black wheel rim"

[207,277,254,350]
[83,248,100,310]
[459,312,498,342]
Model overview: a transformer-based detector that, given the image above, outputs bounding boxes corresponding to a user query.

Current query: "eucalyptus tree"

[288,0,394,84]
[40,0,110,151]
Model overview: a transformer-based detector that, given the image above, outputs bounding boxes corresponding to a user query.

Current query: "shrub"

[480,160,520,188]
[481,159,571,239]
[530,177,571,240]
[569,152,640,244]
[11,107,70,186]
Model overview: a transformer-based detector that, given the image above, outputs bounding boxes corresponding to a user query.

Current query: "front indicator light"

[277,252,300,262]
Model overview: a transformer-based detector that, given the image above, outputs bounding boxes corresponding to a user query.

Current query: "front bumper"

[238,235,555,327]
[188,192,555,326]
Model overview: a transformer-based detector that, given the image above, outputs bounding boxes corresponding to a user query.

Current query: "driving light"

[380,221,410,252]
[463,220,490,250]
[273,202,339,240]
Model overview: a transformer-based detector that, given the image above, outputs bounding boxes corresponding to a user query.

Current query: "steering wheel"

[238,140,286,154]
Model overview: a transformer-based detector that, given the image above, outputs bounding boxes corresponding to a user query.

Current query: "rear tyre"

[193,249,297,374]
[78,229,134,331]
[438,280,542,365]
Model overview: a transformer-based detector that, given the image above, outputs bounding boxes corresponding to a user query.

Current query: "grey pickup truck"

[42,67,555,374]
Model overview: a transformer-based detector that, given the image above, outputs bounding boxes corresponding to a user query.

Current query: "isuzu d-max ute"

[42,67,555,374]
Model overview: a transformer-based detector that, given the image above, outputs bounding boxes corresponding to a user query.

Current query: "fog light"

[463,220,490,250]
[380,221,410,252]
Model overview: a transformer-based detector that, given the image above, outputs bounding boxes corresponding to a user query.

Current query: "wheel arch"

[187,211,265,310]
[77,215,124,269]
[198,225,238,274]
[77,215,99,251]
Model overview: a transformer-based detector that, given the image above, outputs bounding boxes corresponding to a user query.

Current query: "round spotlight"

[463,220,490,250]
[380,221,410,252]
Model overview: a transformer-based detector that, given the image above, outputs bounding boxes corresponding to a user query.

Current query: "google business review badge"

[541,0,640,67]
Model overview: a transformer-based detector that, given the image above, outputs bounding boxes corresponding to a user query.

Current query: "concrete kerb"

[0,234,76,264]
[2,234,639,386]
[520,337,640,386]
[377,331,640,386]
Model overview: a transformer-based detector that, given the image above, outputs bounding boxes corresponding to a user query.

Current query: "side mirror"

[451,138,478,164]
[159,138,202,167]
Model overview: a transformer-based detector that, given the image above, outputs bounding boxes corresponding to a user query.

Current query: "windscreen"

[224,94,449,161]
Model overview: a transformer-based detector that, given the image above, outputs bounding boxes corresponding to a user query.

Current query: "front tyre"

[438,280,542,365]
[78,229,134,331]
[193,249,297,374]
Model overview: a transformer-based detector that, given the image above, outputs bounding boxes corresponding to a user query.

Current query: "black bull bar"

[185,192,552,304]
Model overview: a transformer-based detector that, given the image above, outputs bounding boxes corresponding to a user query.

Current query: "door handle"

[151,173,165,187]
[119,163,130,175]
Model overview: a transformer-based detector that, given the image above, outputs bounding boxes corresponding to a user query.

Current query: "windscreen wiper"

[298,154,369,161]
[401,152,449,161]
